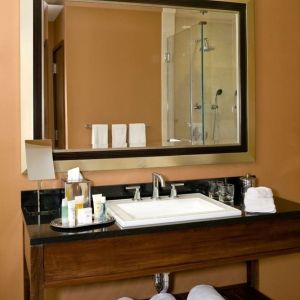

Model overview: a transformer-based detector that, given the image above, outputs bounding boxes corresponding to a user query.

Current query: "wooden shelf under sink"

[143,284,271,300]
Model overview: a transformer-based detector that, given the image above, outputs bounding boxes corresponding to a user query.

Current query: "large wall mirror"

[20,0,254,171]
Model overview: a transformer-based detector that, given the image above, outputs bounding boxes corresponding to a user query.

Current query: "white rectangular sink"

[107,193,241,228]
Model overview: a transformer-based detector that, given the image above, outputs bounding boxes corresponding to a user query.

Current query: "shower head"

[213,89,223,106]
[216,89,223,96]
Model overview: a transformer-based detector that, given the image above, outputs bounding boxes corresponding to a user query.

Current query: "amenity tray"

[50,216,115,231]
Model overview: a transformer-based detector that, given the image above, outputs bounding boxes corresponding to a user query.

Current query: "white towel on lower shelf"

[92,124,108,149]
[112,124,127,148]
[129,123,146,147]
[244,187,276,213]
[150,293,176,300]
[187,285,225,300]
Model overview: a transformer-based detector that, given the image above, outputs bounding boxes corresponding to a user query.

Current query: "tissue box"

[64,179,91,207]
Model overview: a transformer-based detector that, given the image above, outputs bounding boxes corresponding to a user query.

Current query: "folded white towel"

[246,187,273,198]
[150,293,176,300]
[117,298,134,300]
[244,187,276,213]
[112,124,127,148]
[187,285,225,300]
[129,123,146,147]
[92,124,108,149]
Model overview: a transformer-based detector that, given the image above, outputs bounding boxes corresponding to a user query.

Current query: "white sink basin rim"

[107,193,241,228]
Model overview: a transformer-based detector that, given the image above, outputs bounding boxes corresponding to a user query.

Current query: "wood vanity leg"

[30,245,44,300]
[246,260,259,288]
[24,254,30,300]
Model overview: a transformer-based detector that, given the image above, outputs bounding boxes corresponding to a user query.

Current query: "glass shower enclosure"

[166,10,240,146]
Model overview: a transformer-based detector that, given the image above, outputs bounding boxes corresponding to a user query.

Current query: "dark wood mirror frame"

[33,0,247,161]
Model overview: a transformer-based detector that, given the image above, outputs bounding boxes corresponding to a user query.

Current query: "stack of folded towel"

[150,293,176,300]
[117,293,176,300]
[117,285,224,300]
[187,285,224,300]
[244,187,276,213]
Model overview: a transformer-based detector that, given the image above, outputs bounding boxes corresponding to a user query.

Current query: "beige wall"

[65,5,162,148]
[1,0,300,299]
[0,1,23,300]
[53,11,64,48]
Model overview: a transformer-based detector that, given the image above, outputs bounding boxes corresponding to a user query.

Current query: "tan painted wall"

[53,11,64,48]
[65,5,162,149]
[0,0,300,299]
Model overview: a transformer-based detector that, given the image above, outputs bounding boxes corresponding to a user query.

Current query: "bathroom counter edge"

[23,197,300,246]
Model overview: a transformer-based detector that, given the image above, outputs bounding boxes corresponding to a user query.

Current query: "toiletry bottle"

[68,200,76,227]
[75,195,84,221]
[92,194,102,221]
[100,196,107,221]
[61,198,68,225]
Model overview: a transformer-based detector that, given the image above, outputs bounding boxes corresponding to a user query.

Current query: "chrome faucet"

[152,172,166,200]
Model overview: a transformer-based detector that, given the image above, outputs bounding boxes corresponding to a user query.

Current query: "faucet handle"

[170,183,184,198]
[126,185,141,201]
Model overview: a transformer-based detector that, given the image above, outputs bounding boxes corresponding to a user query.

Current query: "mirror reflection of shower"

[211,89,223,144]
[164,8,240,146]
[196,37,214,52]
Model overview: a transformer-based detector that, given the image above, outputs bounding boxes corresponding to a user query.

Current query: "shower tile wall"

[204,18,238,145]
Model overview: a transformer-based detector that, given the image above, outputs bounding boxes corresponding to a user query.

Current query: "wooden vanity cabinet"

[23,198,300,300]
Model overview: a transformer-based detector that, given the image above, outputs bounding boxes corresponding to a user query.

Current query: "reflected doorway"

[53,43,66,149]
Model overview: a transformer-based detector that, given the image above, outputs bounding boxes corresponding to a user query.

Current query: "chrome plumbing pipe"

[154,273,170,293]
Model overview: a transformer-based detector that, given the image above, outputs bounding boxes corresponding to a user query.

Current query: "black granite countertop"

[23,197,300,246]
[21,178,300,246]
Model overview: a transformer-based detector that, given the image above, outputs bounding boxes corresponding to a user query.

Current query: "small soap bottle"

[61,198,68,225]
[100,196,107,221]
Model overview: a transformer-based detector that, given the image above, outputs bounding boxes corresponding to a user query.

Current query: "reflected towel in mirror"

[129,123,146,147]
[112,124,127,148]
[92,124,108,149]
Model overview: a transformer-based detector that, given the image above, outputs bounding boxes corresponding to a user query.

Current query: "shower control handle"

[193,103,202,110]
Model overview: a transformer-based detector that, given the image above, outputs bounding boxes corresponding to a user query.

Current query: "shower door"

[167,29,193,144]
[166,25,205,145]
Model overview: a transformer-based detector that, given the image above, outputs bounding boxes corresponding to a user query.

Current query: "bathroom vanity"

[23,191,300,300]
[19,0,288,298]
